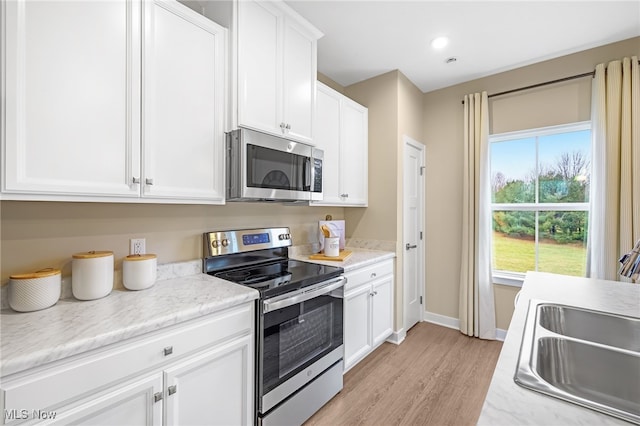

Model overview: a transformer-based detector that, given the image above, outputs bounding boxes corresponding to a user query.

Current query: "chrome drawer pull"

[164,346,173,356]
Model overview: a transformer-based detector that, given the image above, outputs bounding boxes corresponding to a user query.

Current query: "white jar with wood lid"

[122,254,157,291]
[8,268,61,312]
[72,251,114,300]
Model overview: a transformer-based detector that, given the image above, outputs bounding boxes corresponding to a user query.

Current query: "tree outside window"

[490,122,591,282]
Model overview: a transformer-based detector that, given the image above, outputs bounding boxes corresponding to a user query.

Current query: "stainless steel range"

[203,228,345,426]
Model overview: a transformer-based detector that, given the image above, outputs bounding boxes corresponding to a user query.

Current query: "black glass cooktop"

[212,259,343,299]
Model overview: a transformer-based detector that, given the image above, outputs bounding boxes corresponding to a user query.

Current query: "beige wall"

[343,71,401,327]
[317,72,345,94]
[344,71,399,242]
[422,36,640,330]
[342,70,424,332]
[1,201,344,283]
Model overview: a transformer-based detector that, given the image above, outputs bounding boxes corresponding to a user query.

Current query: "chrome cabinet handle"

[371,272,377,278]
[164,346,173,356]
[406,243,417,250]
[168,385,177,396]
[145,178,154,185]
[132,177,140,184]
[340,193,349,198]
[154,392,163,403]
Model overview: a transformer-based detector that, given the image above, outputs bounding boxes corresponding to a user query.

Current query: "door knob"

[406,243,417,250]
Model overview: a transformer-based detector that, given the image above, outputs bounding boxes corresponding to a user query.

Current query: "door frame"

[402,135,425,332]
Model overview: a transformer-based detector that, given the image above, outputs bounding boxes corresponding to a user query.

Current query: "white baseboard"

[423,310,460,330]
[423,310,508,342]
[386,328,406,345]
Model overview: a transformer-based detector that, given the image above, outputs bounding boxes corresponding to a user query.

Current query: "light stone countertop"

[0,270,258,378]
[478,271,640,426]
[289,247,396,272]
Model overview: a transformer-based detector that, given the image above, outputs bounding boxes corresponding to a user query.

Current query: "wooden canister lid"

[123,254,157,261]
[72,250,114,259]
[10,268,61,280]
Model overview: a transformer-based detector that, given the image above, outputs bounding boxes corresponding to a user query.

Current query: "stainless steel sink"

[515,300,640,424]
[538,304,640,351]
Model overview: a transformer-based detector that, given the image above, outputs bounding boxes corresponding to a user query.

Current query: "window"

[490,122,591,285]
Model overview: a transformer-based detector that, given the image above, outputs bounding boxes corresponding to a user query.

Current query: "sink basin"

[539,304,640,351]
[515,300,640,424]
[536,337,640,418]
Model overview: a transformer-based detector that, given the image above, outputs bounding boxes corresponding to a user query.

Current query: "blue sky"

[491,130,591,182]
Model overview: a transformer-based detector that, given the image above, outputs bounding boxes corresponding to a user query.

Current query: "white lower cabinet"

[48,374,163,426]
[164,335,252,426]
[0,303,254,426]
[343,259,394,371]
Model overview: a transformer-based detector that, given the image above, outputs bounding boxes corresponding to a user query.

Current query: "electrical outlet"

[130,238,146,255]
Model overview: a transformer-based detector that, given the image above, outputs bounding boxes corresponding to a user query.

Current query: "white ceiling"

[285,1,640,93]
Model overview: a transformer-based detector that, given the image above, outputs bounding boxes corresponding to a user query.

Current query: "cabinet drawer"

[1,303,253,424]
[345,260,393,291]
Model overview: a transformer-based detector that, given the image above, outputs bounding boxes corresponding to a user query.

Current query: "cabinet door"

[164,335,253,426]
[340,99,368,206]
[236,0,281,136]
[312,83,342,204]
[3,0,141,197]
[49,374,162,426]
[281,19,316,144]
[371,275,394,348]
[343,284,373,371]
[142,0,226,203]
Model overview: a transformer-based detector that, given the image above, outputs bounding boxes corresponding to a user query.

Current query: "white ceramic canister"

[72,251,114,300]
[8,268,61,312]
[324,237,340,257]
[122,254,157,291]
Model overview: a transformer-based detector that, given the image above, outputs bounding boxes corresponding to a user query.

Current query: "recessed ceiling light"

[430,36,449,49]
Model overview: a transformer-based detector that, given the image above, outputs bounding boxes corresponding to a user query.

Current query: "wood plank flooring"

[304,322,503,426]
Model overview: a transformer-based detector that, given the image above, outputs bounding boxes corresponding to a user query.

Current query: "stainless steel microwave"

[226,128,323,202]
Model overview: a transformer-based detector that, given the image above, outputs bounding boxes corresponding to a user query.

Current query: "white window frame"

[490,121,591,287]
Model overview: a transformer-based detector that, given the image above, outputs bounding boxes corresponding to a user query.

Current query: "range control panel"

[204,228,292,257]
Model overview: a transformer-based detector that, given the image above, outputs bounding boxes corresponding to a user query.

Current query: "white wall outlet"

[130,238,146,255]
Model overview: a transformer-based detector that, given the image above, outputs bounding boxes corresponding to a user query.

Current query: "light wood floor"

[304,322,503,426]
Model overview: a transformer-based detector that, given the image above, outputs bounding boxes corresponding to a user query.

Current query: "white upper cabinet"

[2,0,142,198]
[312,82,368,206]
[142,0,226,202]
[1,0,227,204]
[236,0,322,144]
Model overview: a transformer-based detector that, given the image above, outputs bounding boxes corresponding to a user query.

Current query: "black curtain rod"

[461,59,640,104]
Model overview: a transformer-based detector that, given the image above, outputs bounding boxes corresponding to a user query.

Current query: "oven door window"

[247,144,311,191]
[262,293,343,394]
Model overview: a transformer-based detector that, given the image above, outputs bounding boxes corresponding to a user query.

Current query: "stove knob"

[212,240,220,248]
[286,234,291,240]
[221,238,229,247]
[278,234,285,240]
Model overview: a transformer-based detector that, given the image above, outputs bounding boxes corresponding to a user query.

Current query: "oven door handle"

[263,276,346,313]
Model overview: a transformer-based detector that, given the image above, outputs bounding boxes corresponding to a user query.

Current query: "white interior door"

[403,136,425,332]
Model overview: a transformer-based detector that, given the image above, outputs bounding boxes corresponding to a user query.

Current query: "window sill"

[492,271,525,287]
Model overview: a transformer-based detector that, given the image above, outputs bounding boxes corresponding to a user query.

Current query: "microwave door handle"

[304,158,311,190]
[263,276,346,313]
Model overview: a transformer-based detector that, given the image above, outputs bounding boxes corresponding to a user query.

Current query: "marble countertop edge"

[1,272,258,377]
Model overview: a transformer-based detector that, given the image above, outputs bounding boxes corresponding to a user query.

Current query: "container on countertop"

[9,268,61,312]
[72,251,114,300]
[123,254,157,291]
